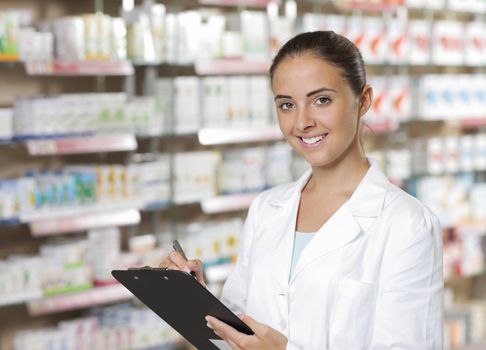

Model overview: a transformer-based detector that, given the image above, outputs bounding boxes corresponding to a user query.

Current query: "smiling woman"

[159,31,444,350]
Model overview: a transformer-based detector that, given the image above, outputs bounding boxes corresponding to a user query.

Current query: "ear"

[358,85,373,119]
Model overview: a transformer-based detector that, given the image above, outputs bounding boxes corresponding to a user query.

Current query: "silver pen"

[172,240,197,278]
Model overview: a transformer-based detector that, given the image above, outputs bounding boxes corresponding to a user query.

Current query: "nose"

[295,106,315,132]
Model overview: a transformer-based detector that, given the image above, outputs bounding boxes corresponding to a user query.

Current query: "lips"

[298,133,328,148]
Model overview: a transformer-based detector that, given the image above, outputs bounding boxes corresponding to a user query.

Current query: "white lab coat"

[220,161,443,350]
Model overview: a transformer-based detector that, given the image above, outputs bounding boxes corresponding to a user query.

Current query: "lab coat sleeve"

[370,211,443,350]
[219,194,262,315]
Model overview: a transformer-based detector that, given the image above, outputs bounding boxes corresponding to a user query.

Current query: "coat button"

[288,293,295,302]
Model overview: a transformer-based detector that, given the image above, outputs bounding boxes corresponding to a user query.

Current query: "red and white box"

[346,16,366,56]
[367,76,389,122]
[465,22,486,67]
[386,18,409,65]
[362,17,386,65]
[432,21,465,66]
[388,76,412,122]
[408,20,431,65]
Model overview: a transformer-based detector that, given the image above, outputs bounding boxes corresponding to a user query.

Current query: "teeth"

[302,134,326,144]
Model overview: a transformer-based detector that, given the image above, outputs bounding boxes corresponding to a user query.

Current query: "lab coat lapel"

[265,169,312,291]
[289,205,361,285]
[289,162,389,285]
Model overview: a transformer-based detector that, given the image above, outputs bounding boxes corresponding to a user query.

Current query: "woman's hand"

[158,251,206,287]
[206,314,288,350]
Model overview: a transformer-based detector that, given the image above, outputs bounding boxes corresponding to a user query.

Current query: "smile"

[299,133,328,147]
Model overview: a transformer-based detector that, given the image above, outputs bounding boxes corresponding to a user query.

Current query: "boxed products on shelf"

[130,154,170,208]
[173,76,200,133]
[416,74,486,120]
[87,227,121,286]
[443,226,485,281]
[0,228,167,303]
[13,93,165,138]
[218,143,294,195]
[298,14,486,67]
[449,0,486,13]
[14,303,182,350]
[17,28,53,62]
[444,292,486,350]
[0,257,42,305]
[0,108,13,140]
[124,6,271,63]
[266,142,294,187]
[174,151,220,204]
[0,179,23,221]
[413,174,485,227]
[158,75,273,133]
[432,20,464,66]
[241,11,270,60]
[39,239,92,296]
[176,218,243,266]
[412,134,486,175]
[218,147,266,194]
[365,75,412,124]
[39,13,127,62]
[408,19,431,65]
[0,10,33,60]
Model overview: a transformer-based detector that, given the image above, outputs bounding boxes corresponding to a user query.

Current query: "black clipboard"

[111,268,254,350]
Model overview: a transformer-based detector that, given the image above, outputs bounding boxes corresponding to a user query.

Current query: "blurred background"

[0,0,485,349]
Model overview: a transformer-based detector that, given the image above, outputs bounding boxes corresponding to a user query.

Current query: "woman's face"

[272,53,368,168]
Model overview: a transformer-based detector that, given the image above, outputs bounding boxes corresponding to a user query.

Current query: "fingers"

[206,316,249,349]
[187,259,206,286]
[159,254,206,286]
[239,315,263,333]
[159,251,190,273]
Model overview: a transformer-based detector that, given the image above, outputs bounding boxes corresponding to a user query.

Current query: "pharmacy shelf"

[25,134,137,155]
[27,284,133,316]
[20,200,144,223]
[29,208,141,237]
[195,59,270,75]
[334,0,398,12]
[0,218,21,225]
[142,201,171,212]
[459,118,486,129]
[199,0,280,6]
[0,291,42,308]
[25,61,134,76]
[201,192,259,214]
[363,120,400,134]
[0,54,18,62]
[198,125,283,145]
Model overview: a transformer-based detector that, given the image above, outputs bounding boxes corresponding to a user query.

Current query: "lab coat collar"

[267,158,389,219]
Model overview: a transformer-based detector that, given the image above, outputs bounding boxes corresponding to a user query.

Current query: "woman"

[160,31,443,349]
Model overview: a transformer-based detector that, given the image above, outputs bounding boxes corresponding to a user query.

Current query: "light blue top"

[289,231,316,282]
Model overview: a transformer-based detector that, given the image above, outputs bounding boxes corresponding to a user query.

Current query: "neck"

[305,142,369,196]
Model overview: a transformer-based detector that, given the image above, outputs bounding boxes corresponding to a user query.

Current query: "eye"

[278,102,294,111]
[315,96,331,106]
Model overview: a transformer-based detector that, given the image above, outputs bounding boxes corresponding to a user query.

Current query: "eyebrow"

[274,87,338,101]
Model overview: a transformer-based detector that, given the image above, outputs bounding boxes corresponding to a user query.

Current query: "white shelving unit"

[29,208,141,236]
[25,133,138,155]
[198,125,283,145]
[27,284,133,316]
[1,0,486,349]
[24,61,134,76]
[201,192,260,214]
